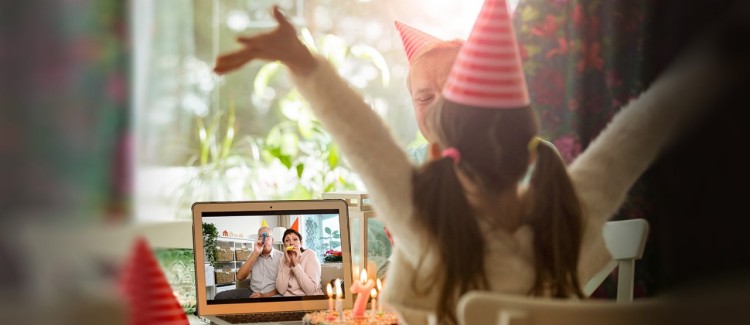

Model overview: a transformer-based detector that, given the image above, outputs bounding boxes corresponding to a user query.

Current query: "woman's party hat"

[290,218,299,232]
[442,0,529,109]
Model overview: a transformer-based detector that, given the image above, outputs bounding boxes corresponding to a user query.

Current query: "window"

[132,0,497,221]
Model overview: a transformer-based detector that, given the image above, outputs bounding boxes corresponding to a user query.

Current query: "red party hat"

[442,0,529,109]
[119,237,189,325]
[290,218,300,232]
[395,21,442,64]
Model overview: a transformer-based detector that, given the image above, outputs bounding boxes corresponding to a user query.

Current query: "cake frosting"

[303,310,399,325]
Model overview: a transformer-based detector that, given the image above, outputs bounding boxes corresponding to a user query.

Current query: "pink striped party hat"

[395,21,442,64]
[119,237,189,325]
[442,0,529,109]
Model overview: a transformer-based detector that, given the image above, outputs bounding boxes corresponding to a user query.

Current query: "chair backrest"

[457,291,668,325]
[583,218,650,302]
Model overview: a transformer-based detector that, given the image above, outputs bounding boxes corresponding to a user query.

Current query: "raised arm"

[236,239,264,281]
[214,6,421,255]
[570,33,735,282]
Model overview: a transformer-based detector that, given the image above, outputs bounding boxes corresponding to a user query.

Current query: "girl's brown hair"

[412,101,584,323]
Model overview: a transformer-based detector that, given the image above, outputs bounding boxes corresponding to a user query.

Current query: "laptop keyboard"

[216,311,309,324]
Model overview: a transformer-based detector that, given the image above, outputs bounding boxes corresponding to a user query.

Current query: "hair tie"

[527,136,542,153]
[441,147,461,165]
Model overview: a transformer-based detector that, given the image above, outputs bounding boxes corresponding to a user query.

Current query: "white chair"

[457,219,653,325]
[583,218,650,302]
[457,291,669,325]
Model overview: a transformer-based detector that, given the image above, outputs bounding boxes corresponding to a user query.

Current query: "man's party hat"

[395,20,442,64]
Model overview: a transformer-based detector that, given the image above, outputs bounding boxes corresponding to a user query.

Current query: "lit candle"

[376,278,383,313]
[335,279,343,322]
[326,283,334,314]
[350,269,375,318]
[370,288,378,316]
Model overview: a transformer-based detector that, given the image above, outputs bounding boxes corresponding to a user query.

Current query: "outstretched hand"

[213,6,317,76]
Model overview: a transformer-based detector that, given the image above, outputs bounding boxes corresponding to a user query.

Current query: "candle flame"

[327,283,333,298]
[360,269,367,284]
[377,278,382,291]
[371,288,378,298]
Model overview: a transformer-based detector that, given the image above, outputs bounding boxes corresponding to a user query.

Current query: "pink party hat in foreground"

[442,0,529,109]
[395,20,442,64]
[119,237,188,325]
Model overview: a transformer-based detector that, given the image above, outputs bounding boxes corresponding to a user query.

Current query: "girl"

[214,1,726,323]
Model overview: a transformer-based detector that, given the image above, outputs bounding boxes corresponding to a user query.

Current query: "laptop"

[192,200,355,324]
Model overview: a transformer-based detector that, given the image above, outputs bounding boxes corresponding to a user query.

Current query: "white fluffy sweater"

[290,46,724,324]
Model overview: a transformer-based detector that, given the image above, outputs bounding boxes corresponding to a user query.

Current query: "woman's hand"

[284,249,298,267]
[213,6,317,76]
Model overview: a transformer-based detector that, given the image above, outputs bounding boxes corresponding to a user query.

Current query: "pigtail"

[412,156,488,324]
[526,140,584,298]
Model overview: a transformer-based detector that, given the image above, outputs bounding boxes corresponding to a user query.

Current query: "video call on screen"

[202,210,345,304]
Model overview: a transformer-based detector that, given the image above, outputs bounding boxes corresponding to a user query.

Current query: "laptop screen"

[192,200,354,315]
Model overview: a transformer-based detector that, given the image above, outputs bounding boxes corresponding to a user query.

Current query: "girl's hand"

[213,6,316,76]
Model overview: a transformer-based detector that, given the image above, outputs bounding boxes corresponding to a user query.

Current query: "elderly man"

[215,226,284,299]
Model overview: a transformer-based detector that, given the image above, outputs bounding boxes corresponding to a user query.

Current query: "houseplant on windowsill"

[173,99,263,219]
[324,249,343,263]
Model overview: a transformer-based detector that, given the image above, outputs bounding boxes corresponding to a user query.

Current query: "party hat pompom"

[119,237,188,325]
[395,21,442,64]
[443,0,530,109]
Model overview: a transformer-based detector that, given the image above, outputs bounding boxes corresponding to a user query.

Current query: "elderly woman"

[276,228,324,296]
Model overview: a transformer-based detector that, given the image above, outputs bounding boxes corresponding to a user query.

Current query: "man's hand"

[250,292,263,298]
[253,238,264,255]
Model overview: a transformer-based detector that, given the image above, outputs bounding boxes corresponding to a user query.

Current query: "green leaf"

[220,99,237,159]
[295,163,305,179]
[278,154,292,169]
[289,184,312,199]
[331,241,341,249]
[325,227,332,235]
[327,144,339,168]
[197,118,209,166]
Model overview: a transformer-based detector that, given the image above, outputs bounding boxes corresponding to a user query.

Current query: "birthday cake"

[302,310,399,325]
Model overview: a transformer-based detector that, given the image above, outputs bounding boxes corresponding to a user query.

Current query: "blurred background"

[2,0,749,323]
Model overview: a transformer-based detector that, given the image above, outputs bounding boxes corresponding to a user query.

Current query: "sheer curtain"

[132,0,220,221]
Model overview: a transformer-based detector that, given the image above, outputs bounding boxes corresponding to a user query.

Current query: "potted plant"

[202,222,219,268]
[324,249,343,263]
